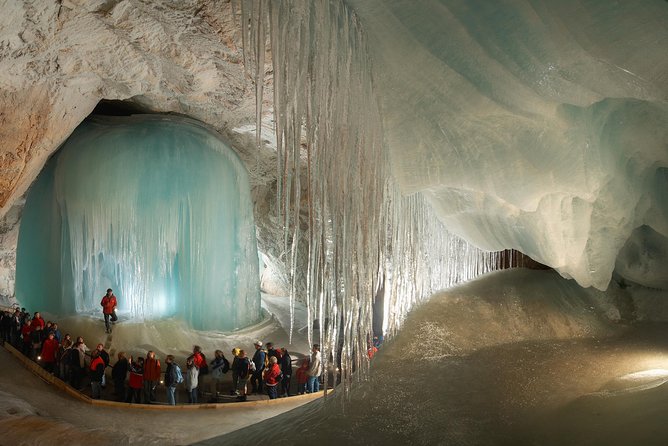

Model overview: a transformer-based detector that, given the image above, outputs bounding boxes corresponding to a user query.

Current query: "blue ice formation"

[16,115,261,331]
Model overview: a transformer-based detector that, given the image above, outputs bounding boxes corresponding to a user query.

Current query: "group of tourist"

[0,305,325,405]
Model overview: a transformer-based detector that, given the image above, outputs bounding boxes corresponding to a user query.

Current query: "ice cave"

[0,0,667,445]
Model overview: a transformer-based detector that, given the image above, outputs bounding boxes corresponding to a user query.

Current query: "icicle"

[239,0,506,396]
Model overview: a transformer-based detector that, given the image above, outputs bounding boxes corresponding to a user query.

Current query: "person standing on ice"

[100,288,117,334]
[164,355,183,405]
[307,344,322,393]
[143,350,161,403]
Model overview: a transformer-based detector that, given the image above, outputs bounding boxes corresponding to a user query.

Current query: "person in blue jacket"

[250,340,266,394]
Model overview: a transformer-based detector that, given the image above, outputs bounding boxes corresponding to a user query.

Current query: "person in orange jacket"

[100,288,117,334]
[143,351,161,403]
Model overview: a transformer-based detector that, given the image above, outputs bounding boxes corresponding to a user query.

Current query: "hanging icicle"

[237,0,504,395]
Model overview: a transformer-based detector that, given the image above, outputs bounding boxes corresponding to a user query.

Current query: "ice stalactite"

[16,115,261,331]
[238,0,503,391]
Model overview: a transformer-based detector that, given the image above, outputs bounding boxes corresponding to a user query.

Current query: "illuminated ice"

[16,115,261,331]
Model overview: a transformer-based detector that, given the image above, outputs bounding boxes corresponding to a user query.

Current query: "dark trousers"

[103,311,117,332]
[114,379,125,401]
[281,375,291,396]
[127,387,142,404]
[267,384,278,399]
[250,371,263,393]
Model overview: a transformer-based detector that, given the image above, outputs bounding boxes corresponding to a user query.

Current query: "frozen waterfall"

[16,115,261,331]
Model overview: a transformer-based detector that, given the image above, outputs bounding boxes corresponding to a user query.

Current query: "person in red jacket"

[295,358,310,395]
[143,351,161,403]
[30,312,45,330]
[40,332,59,374]
[263,356,282,399]
[127,356,144,404]
[100,288,117,334]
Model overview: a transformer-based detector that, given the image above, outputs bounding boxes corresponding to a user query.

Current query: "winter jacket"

[280,353,292,377]
[296,365,309,384]
[100,295,117,314]
[112,358,129,382]
[40,338,59,363]
[252,349,266,373]
[308,351,322,377]
[264,363,282,386]
[98,349,110,367]
[21,325,31,343]
[30,317,45,330]
[185,365,199,391]
[90,356,105,382]
[128,362,144,389]
[143,357,161,381]
[190,352,206,370]
[164,363,183,387]
[210,356,228,380]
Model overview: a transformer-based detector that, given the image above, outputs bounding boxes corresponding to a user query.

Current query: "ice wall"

[15,115,261,331]
[346,0,668,290]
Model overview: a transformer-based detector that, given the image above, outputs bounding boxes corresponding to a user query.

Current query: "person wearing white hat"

[250,340,266,394]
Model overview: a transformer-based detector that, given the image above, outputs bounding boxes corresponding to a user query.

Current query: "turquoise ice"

[16,115,261,331]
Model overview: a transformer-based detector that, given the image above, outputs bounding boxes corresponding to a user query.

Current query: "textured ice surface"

[15,115,261,331]
[345,0,668,290]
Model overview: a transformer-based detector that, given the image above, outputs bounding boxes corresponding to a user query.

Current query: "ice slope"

[204,269,668,446]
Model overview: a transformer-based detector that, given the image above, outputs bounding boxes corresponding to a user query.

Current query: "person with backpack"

[235,349,251,401]
[250,340,266,394]
[208,349,229,401]
[164,355,183,405]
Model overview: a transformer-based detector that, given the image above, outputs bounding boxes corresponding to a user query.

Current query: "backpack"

[174,364,184,384]
[239,357,251,379]
[222,357,230,374]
